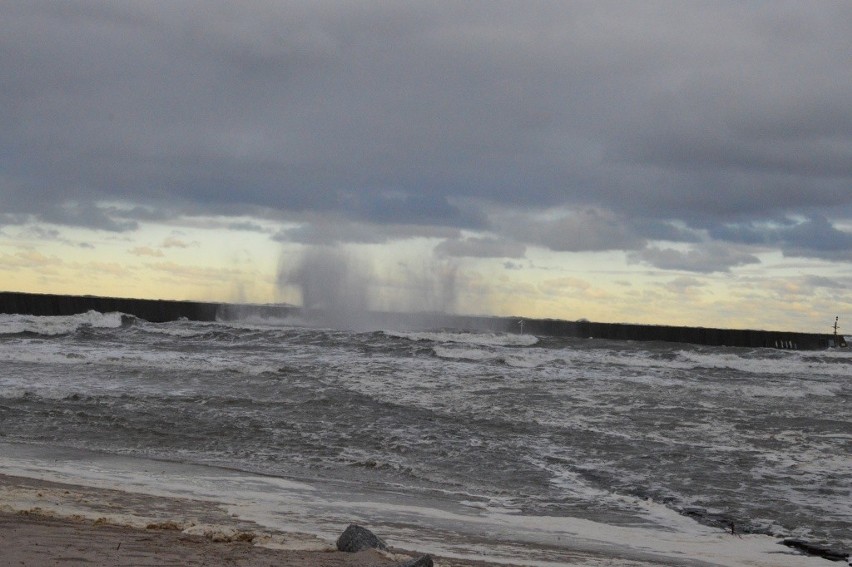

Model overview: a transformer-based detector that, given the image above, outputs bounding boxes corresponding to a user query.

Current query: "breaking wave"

[0,311,129,336]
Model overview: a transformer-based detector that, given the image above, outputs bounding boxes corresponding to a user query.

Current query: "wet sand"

[1,510,399,567]
[0,473,558,567]
[0,472,695,567]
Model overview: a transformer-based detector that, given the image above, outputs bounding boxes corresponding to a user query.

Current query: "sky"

[2,1,851,333]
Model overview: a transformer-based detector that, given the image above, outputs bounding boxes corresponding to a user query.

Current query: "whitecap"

[0,311,126,335]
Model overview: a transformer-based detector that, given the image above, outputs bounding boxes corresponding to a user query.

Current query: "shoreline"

[0,472,664,567]
[0,466,839,567]
[0,441,721,567]
[0,439,844,567]
[0,473,484,566]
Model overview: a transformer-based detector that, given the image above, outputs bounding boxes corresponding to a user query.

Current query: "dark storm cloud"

[629,244,761,273]
[711,215,852,261]
[434,237,525,259]
[40,202,139,232]
[2,1,851,267]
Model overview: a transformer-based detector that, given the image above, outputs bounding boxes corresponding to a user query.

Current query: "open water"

[0,311,849,565]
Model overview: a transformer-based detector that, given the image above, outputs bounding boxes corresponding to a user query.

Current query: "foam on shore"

[0,441,835,567]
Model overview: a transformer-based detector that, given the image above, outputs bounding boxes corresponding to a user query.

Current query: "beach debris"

[183,524,256,543]
[145,520,182,531]
[728,521,741,538]
[780,538,849,562]
[336,524,388,552]
[395,555,434,567]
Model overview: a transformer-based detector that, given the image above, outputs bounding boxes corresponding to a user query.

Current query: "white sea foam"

[217,315,307,331]
[676,348,852,378]
[0,442,832,567]
[387,329,539,347]
[432,345,500,362]
[132,322,215,338]
[0,330,282,384]
[0,311,126,335]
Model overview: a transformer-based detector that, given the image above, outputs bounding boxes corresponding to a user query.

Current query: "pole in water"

[831,316,843,348]
[518,319,525,334]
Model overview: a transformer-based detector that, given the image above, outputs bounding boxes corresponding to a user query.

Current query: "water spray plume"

[276,245,466,330]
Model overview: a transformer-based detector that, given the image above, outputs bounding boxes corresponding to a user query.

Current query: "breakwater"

[1,291,843,350]
[0,291,220,323]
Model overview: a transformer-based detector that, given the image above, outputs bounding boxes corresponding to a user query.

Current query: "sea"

[0,310,849,566]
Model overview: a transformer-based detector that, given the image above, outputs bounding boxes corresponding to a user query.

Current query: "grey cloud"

[39,203,138,233]
[341,190,485,228]
[15,224,95,249]
[662,276,706,294]
[499,208,645,253]
[0,214,24,228]
[627,218,702,244]
[20,226,62,241]
[777,217,852,259]
[711,215,852,261]
[227,221,269,233]
[0,1,850,261]
[274,217,460,246]
[802,275,844,289]
[275,223,388,246]
[629,244,761,273]
[161,235,196,249]
[434,237,525,259]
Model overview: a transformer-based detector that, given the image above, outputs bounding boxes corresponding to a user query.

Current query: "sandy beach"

[0,473,635,567]
[0,468,739,567]
[1,510,398,567]
[0,459,839,567]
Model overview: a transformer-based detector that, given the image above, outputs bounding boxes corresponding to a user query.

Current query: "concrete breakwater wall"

[0,291,221,323]
[513,317,841,350]
[355,311,841,350]
[1,291,842,350]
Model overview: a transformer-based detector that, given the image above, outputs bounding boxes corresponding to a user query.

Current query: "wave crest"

[386,330,539,348]
[0,310,128,336]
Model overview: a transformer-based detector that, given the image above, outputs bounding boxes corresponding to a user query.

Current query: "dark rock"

[336,524,388,552]
[396,555,433,567]
[781,538,849,562]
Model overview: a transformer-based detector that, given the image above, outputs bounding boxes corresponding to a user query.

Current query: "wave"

[0,311,130,336]
[385,329,539,348]
[674,348,852,378]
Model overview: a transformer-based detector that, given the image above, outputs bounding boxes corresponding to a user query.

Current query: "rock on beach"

[336,524,388,552]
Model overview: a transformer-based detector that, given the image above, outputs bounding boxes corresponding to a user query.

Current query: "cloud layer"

[2,1,851,272]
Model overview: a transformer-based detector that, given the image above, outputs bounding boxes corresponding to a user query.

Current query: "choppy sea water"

[0,311,849,565]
